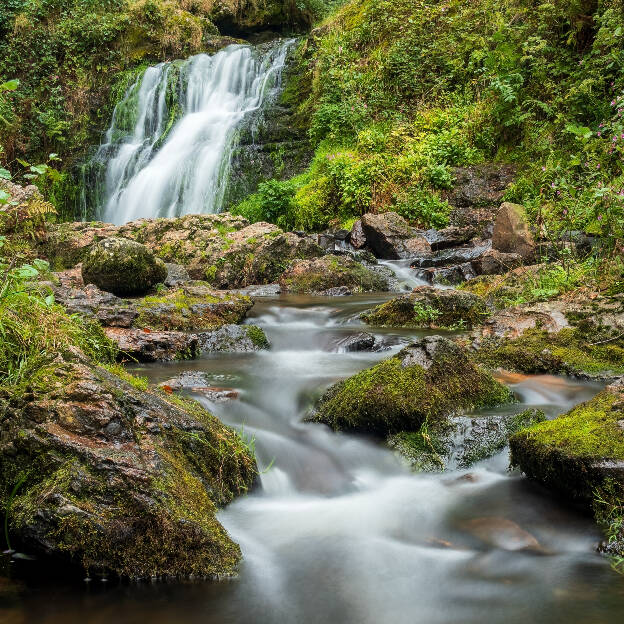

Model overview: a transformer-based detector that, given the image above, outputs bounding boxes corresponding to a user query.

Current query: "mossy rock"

[473,327,624,379]
[310,336,512,436]
[0,356,257,579]
[361,286,488,329]
[510,382,624,505]
[280,254,388,294]
[82,237,167,296]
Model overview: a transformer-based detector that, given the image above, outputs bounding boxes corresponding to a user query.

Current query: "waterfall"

[85,40,293,225]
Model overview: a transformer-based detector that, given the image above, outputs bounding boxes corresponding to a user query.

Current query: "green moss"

[245,325,270,350]
[474,327,624,377]
[312,339,512,435]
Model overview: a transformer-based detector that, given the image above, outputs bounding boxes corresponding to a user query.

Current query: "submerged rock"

[0,354,256,579]
[310,336,511,436]
[279,255,389,294]
[82,237,168,296]
[333,332,376,353]
[159,372,239,402]
[361,286,488,329]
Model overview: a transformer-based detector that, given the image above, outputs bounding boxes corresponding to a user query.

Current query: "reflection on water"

[2,289,624,624]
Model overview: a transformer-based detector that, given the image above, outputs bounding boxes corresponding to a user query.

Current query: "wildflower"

[585,161,590,167]
[563,209,568,215]
[598,132,602,137]
[557,190,561,196]
[541,166,546,172]
[598,214,603,220]
[597,164,601,169]
[551,182,556,188]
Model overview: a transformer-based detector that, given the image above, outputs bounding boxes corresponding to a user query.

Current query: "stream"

[3,272,624,623]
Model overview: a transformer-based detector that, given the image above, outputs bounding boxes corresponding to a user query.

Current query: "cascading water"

[84,41,293,225]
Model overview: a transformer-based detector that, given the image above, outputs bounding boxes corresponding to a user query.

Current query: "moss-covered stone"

[0,357,257,579]
[82,237,167,296]
[280,254,388,294]
[361,286,488,329]
[310,336,512,436]
[473,327,624,379]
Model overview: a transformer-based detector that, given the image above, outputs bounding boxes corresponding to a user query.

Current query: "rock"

[460,517,545,553]
[476,303,569,340]
[52,282,253,333]
[350,220,367,249]
[105,328,199,362]
[43,214,324,289]
[164,263,190,287]
[323,286,353,297]
[333,332,376,353]
[471,249,523,276]
[510,384,624,511]
[0,355,256,579]
[422,226,478,251]
[310,336,511,435]
[446,165,516,227]
[82,237,167,296]
[198,325,270,352]
[419,263,477,286]
[391,408,545,472]
[234,283,282,297]
[279,255,388,294]
[492,202,535,261]
[361,286,488,328]
[159,372,239,402]
[411,244,490,269]
[360,212,431,259]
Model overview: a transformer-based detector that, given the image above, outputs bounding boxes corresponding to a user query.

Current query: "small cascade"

[83,40,293,224]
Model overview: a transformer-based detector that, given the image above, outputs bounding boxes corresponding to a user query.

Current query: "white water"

[92,41,292,225]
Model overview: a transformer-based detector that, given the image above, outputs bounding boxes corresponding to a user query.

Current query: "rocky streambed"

[2,206,624,622]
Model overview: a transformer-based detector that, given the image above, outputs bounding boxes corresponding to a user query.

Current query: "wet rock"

[350,219,367,249]
[460,517,545,553]
[0,354,256,579]
[471,249,523,276]
[389,408,546,472]
[159,372,239,402]
[82,237,167,296]
[476,303,569,340]
[279,255,388,294]
[311,336,511,435]
[234,283,282,297]
[510,383,624,520]
[361,286,488,329]
[333,332,376,353]
[446,165,516,227]
[323,286,353,297]
[492,202,535,261]
[105,328,199,362]
[198,324,270,352]
[361,212,431,259]
[423,226,478,251]
[412,245,490,269]
[164,263,190,287]
[419,263,477,286]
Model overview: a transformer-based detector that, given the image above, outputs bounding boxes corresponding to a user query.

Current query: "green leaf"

[29,164,48,175]
[0,79,19,92]
[44,294,55,307]
[0,190,9,204]
[13,266,38,279]
[565,124,592,139]
[0,167,11,180]
[16,158,30,168]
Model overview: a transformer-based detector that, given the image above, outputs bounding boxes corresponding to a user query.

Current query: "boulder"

[350,220,367,249]
[105,328,199,362]
[471,249,523,276]
[198,325,270,352]
[279,255,388,294]
[164,263,190,287]
[422,226,478,251]
[360,212,431,259]
[492,203,535,261]
[361,286,488,328]
[419,263,476,286]
[333,332,376,353]
[411,244,490,269]
[82,237,167,296]
[0,354,256,579]
[310,336,511,435]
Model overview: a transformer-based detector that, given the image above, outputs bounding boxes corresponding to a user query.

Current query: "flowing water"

[83,41,292,224]
[3,280,624,623]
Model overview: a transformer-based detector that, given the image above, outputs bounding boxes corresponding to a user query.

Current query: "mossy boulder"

[280,254,388,294]
[361,286,488,329]
[82,237,167,296]
[0,352,256,579]
[510,383,624,503]
[389,408,546,472]
[310,336,512,436]
[473,327,624,379]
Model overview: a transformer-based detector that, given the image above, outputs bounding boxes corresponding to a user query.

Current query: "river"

[2,272,624,623]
